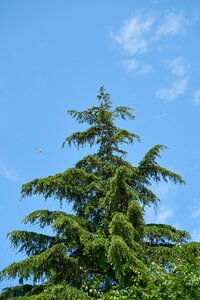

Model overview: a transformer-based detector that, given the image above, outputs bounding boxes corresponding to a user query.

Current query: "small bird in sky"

[35,148,45,155]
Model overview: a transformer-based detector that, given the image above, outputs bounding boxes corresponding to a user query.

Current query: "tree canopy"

[1,87,200,299]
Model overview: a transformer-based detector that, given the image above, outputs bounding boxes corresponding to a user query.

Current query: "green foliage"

[0,244,79,284]
[1,87,199,299]
[100,257,200,299]
[0,283,89,300]
[144,224,190,246]
[40,284,90,300]
[0,284,34,299]
[7,231,59,256]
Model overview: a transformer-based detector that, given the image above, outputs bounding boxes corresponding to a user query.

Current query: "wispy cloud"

[0,159,18,181]
[111,10,197,77]
[156,206,174,223]
[112,13,154,55]
[155,12,188,39]
[123,59,153,74]
[112,11,189,56]
[167,57,189,77]
[191,9,200,23]
[111,12,156,76]
[145,205,174,224]
[193,89,200,105]
[156,76,189,101]
[156,57,189,101]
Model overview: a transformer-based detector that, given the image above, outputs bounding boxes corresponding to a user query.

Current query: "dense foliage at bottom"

[1,87,200,299]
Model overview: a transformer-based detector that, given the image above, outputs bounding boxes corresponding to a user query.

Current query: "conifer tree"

[1,87,200,299]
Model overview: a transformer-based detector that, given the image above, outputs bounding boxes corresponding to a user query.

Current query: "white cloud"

[0,160,18,181]
[112,13,155,55]
[156,76,189,101]
[156,206,174,223]
[123,59,153,74]
[111,8,199,102]
[155,12,188,39]
[192,208,200,218]
[112,11,189,56]
[145,205,174,224]
[167,57,189,77]
[193,89,200,105]
[156,57,189,101]
[191,9,200,23]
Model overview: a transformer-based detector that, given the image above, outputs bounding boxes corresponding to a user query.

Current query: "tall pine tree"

[1,87,200,299]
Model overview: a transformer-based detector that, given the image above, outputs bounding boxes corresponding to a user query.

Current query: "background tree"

[1,87,200,299]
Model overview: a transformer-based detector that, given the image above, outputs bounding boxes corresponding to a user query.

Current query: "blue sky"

[0,0,200,291]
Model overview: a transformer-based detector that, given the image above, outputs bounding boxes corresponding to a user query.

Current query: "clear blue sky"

[0,0,200,291]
